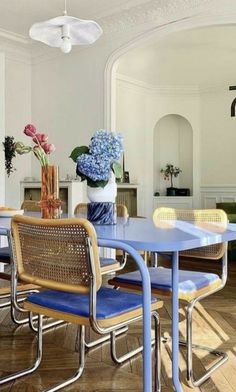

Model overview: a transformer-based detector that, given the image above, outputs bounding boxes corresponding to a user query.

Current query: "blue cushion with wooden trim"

[100,257,118,267]
[27,287,157,319]
[0,247,10,261]
[111,267,220,295]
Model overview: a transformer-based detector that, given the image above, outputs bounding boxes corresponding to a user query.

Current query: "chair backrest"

[117,204,129,218]
[74,203,129,219]
[74,203,88,216]
[11,215,102,293]
[153,207,227,260]
[21,200,41,212]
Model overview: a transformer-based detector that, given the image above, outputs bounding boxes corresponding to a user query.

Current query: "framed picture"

[123,171,130,183]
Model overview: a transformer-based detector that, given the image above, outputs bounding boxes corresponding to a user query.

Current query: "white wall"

[5,55,31,207]
[200,88,236,186]
[154,114,193,195]
[116,76,200,216]
[0,53,5,207]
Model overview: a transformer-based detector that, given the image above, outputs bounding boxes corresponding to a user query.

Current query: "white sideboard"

[153,196,193,210]
[20,180,86,216]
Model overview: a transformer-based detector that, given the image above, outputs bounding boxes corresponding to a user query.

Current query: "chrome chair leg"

[44,325,86,392]
[0,314,43,385]
[179,300,228,388]
[84,325,128,349]
[110,311,161,392]
[29,311,65,332]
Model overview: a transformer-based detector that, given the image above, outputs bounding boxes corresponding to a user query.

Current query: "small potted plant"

[160,163,182,196]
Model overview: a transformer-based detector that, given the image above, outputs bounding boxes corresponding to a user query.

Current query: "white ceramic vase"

[87,172,117,203]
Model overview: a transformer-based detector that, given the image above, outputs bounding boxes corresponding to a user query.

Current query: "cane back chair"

[0,215,162,391]
[0,230,39,321]
[0,200,46,326]
[74,203,129,274]
[109,208,228,388]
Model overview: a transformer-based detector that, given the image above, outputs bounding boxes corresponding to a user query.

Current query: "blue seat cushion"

[27,287,157,320]
[100,257,118,268]
[111,267,220,295]
[0,247,10,261]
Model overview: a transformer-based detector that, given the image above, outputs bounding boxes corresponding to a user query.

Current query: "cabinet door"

[117,188,137,217]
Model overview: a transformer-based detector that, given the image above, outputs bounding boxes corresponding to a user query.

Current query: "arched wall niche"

[154,114,193,196]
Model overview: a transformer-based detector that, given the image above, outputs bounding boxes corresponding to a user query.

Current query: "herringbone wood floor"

[0,257,236,392]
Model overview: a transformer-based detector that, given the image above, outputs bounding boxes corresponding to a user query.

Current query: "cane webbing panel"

[74,203,88,216]
[11,216,101,293]
[153,208,227,260]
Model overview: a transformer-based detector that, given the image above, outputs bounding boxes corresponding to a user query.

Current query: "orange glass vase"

[40,165,61,219]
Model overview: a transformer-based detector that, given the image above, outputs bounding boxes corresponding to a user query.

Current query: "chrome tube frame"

[84,325,128,349]
[180,248,228,387]
[0,314,43,384]
[87,237,144,336]
[86,237,161,391]
[43,325,86,392]
[111,310,161,392]
[84,237,128,349]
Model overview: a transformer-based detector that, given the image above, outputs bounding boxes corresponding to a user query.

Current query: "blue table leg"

[172,251,183,392]
[98,239,152,392]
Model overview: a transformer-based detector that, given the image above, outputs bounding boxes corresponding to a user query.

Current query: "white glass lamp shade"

[29,15,103,50]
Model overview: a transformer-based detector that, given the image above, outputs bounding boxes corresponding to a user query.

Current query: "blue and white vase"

[87,172,117,203]
[87,172,117,224]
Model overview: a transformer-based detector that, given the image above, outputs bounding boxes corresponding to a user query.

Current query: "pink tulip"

[42,143,56,154]
[33,133,48,144]
[24,124,37,137]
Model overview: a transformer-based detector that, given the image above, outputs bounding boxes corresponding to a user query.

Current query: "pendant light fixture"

[29,0,103,54]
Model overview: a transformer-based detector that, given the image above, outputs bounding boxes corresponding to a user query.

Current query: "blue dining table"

[94,217,236,392]
[2,215,236,392]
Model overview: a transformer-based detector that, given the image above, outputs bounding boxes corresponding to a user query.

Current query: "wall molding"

[117,73,200,95]
[117,73,230,95]
[0,1,221,63]
[200,185,236,208]
[100,0,213,34]
[0,36,31,65]
[0,27,29,45]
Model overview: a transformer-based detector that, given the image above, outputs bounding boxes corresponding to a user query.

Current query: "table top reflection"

[93,217,236,252]
[1,215,236,252]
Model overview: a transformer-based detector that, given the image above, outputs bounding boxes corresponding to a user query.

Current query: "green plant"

[160,163,182,188]
[3,136,16,177]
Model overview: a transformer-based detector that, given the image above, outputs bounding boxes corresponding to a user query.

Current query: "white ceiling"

[117,25,236,87]
[0,0,148,37]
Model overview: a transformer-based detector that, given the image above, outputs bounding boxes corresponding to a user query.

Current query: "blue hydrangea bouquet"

[70,130,123,188]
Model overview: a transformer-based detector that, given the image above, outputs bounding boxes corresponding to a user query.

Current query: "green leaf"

[69,146,89,162]
[112,161,122,179]
[87,178,109,188]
